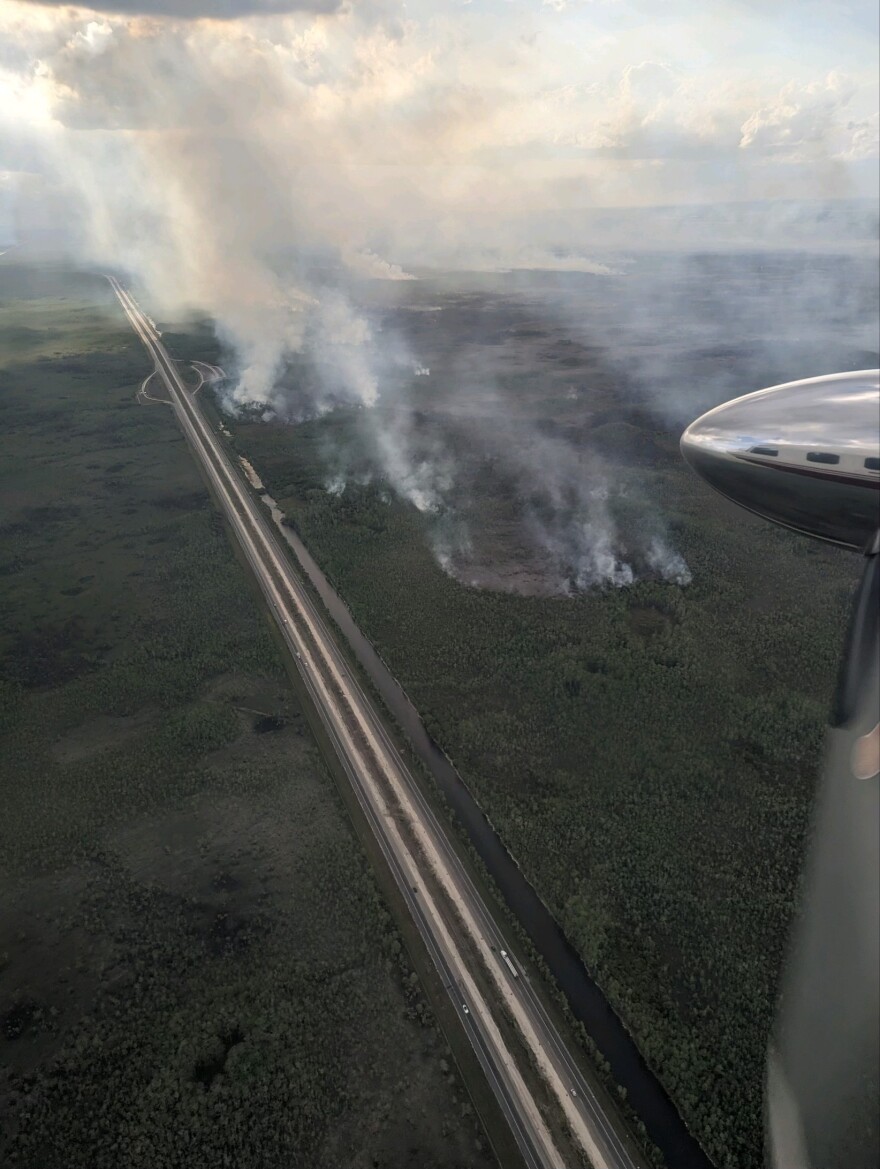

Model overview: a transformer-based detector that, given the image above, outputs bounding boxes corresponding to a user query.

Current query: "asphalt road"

[109,275,644,1169]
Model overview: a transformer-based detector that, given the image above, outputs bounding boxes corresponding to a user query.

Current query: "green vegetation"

[227,364,861,1168]
[0,262,496,1169]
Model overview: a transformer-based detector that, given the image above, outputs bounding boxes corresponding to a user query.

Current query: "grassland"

[212,268,869,1168]
[0,261,496,1169]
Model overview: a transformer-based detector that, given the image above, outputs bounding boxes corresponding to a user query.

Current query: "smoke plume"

[1,2,877,591]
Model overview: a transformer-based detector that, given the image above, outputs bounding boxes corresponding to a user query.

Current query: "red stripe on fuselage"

[734,453,880,490]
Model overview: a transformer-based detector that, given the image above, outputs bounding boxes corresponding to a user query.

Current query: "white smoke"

[311,292,380,409]
[646,537,693,587]
[371,414,453,515]
[391,408,693,592]
[432,519,473,581]
[325,474,347,496]
[344,248,417,282]
[523,461,638,592]
[575,523,634,590]
[13,6,870,594]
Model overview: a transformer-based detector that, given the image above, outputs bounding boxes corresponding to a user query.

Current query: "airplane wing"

[767,530,878,1169]
[681,370,880,1169]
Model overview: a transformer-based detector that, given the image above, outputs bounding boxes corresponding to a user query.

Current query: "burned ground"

[0,261,494,1169]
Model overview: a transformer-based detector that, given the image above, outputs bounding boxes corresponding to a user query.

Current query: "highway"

[109,275,644,1169]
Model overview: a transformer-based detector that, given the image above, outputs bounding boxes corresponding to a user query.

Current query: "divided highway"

[109,275,643,1169]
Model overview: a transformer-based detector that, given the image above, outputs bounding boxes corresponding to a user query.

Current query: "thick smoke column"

[646,538,691,587]
[370,414,453,515]
[305,293,380,410]
[4,6,875,592]
[480,425,691,592]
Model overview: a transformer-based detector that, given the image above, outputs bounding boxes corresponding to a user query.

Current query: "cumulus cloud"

[840,112,880,161]
[19,0,342,17]
[1,3,874,347]
[2,5,877,249]
[0,0,876,595]
[739,73,860,160]
[560,61,876,168]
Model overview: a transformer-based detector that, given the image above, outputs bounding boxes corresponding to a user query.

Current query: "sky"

[0,0,876,589]
[0,0,877,381]
[1,0,877,252]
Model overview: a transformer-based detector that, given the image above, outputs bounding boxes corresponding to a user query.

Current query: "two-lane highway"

[109,275,643,1169]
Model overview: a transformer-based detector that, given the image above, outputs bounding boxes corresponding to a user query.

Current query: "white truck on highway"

[499,949,518,978]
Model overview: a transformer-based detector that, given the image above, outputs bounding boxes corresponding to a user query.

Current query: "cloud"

[840,112,880,161]
[18,0,343,18]
[1,0,874,595]
[555,63,875,168]
[566,67,734,161]
[0,3,876,304]
[738,73,865,162]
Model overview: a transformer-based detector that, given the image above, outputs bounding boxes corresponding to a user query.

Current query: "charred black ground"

[173,249,878,1169]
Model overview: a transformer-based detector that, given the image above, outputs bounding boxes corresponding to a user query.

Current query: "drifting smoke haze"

[1,0,878,590]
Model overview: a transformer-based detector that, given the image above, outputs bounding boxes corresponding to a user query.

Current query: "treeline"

[231,407,860,1168]
[0,277,494,1169]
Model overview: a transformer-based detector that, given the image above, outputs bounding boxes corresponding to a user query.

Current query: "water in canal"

[262,491,712,1169]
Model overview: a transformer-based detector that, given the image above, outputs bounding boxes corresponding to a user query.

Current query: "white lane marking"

[110,276,621,1169]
